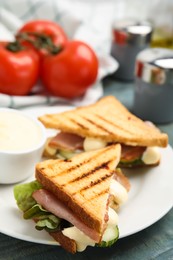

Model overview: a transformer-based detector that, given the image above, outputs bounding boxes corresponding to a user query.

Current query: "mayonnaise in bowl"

[0,108,46,184]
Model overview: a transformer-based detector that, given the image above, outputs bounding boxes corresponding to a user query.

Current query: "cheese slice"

[142,147,161,165]
[62,207,118,252]
[110,179,128,205]
[83,137,107,152]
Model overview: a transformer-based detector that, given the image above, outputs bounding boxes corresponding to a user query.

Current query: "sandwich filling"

[13,170,129,252]
[32,188,101,242]
[44,132,161,167]
[62,207,119,252]
[14,180,120,251]
[14,144,130,253]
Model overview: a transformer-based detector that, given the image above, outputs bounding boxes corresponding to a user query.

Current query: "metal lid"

[112,19,152,46]
[136,48,173,84]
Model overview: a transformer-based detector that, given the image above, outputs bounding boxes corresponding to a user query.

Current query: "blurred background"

[0,0,173,118]
[0,0,173,52]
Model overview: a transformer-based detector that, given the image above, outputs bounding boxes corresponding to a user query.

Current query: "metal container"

[111,19,153,81]
[133,48,173,123]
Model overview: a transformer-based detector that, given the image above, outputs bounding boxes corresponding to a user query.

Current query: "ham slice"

[113,170,131,192]
[33,189,100,243]
[49,132,145,163]
[49,132,84,151]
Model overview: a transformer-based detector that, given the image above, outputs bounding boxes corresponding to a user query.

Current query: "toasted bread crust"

[36,144,121,235]
[39,96,168,148]
[50,231,77,254]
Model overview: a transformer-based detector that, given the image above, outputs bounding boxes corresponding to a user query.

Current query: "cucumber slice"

[57,153,66,159]
[97,226,119,247]
[119,158,144,167]
[59,149,81,159]
[59,150,76,159]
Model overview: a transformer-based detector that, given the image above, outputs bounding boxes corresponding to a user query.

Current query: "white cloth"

[0,1,119,108]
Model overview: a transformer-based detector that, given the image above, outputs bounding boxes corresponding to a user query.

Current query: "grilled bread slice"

[36,144,121,237]
[50,231,77,254]
[39,96,168,148]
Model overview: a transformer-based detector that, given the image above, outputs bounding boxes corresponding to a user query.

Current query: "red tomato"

[41,40,98,99]
[0,42,39,96]
[18,20,68,56]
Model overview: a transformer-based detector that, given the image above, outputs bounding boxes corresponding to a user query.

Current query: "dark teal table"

[0,78,173,260]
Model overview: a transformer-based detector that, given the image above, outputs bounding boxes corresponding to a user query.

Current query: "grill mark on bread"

[79,174,112,193]
[81,188,110,203]
[66,163,113,200]
[81,116,114,135]
[50,146,113,179]
[95,114,136,135]
[62,111,135,136]
[63,112,114,135]
[81,113,137,136]
[69,118,89,130]
[66,161,111,185]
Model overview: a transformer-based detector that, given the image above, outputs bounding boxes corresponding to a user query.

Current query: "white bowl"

[0,108,46,184]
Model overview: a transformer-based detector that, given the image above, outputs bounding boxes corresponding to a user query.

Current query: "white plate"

[0,105,173,245]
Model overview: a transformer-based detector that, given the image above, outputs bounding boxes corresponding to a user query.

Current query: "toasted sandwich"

[14,144,130,253]
[39,96,168,168]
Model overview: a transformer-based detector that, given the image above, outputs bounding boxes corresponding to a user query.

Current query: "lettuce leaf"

[13,180,42,212]
[119,158,144,167]
[36,214,61,232]
[14,181,62,232]
[24,204,61,231]
[23,203,49,219]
